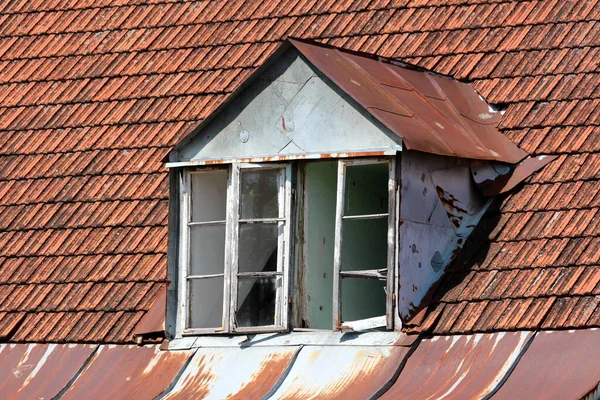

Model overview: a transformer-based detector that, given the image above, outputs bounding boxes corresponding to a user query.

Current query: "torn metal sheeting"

[289,39,527,163]
[268,345,411,399]
[430,165,490,237]
[380,331,533,400]
[471,155,558,196]
[162,346,298,400]
[60,345,193,400]
[0,343,96,399]
[493,329,600,400]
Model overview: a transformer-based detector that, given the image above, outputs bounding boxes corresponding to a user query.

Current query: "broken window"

[181,164,291,334]
[180,158,395,335]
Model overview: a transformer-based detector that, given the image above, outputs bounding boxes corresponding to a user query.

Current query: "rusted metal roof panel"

[493,329,600,400]
[290,39,527,164]
[61,344,192,400]
[380,331,533,400]
[133,283,167,338]
[268,345,411,399]
[471,155,559,196]
[0,343,95,399]
[163,346,298,399]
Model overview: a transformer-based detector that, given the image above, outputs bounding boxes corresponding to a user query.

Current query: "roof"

[1,329,599,398]
[0,0,599,342]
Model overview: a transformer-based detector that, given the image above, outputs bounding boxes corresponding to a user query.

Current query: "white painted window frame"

[179,163,292,336]
[332,157,396,331]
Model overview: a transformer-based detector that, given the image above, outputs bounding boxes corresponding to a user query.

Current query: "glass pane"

[240,169,280,219]
[341,218,388,272]
[188,276,224,329]
[341,278,386,322]
[190,224,226,276]
[236,276,279,327]
[238,223,279,273]
[191,170,228,222]
[344,163,389,216]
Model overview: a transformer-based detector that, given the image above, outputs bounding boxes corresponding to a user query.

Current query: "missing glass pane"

[240,169,279,219]
[341,277,386,322]
[190,224,226,276]
[188,276,224,329]
[341,218,387,272]
[238,223,279,273]
[236,276,278,327]
[344,163,389,216]
[191,170,228,222]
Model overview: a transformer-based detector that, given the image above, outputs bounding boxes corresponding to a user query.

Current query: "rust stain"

[61,345,191,400]
[275,346,410,400]
[380,331,533,399]
[227,352,295,400]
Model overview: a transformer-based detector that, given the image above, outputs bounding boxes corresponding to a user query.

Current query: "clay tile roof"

[0,0,599,342]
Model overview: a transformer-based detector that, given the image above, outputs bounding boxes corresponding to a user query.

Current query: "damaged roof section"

[289,39,528,164]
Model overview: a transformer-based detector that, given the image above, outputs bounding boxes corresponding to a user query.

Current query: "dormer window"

[179,159,396,334]
[166,39,545,339]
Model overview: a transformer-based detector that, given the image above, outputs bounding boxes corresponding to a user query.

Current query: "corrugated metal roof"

[493,329,600,400]
[288,39,528,164]
[0,343,95,399]
[380,331,533,399]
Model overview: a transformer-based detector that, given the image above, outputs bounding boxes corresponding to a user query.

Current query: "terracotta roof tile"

[0,0,598,342]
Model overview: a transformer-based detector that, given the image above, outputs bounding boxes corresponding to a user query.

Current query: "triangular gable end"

[170,45,402,164]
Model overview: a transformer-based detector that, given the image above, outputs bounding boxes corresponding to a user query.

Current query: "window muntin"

[182,164,291,334]
[333,159,395,331]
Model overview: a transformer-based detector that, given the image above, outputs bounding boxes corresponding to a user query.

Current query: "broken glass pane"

[341,277,386,322]
[190,224,226,276]
[191,170,228,222]
[240,169,279,219]
[341,218,387,272]
[236,276,278,327]
[238,223,279,273]
[188,276,224,329]
[344,163,389,216]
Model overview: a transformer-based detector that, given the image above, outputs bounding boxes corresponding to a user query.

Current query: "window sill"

[167,330,413,350]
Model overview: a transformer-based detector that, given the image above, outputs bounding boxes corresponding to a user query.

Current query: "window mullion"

[226,163,240,332]
[333,160,346,330]
[386,158,396,330]
[280,164,292,328]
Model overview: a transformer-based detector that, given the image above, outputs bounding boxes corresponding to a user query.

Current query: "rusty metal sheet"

[61,344,192,400]
[493,329,600,400]
[162,346,299,400]
[471,155,558,196]
[133,283,167,338]
[268,345,410,399]
[380,331,533,400]
[289,39,527,164]
[0,343,95,399]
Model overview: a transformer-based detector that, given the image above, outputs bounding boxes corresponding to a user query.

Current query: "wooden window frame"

[179,163,292,336]
[332,158,396,331]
